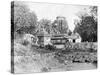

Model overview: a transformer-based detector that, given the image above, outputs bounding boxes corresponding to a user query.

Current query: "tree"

[11,1,37,32]
[74,15,97,42]
[74,6,97,42]
[90,6,97,21]
[38,19,51,34]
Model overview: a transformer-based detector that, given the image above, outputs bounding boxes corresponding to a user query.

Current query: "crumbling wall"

[65,42,97,50]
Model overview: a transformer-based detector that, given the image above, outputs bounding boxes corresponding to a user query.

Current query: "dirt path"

[14,53,96,73]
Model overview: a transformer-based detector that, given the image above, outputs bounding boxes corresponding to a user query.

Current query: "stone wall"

[65,42,97,50]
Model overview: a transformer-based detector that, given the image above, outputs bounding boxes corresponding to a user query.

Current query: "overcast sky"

[24,2,90,31]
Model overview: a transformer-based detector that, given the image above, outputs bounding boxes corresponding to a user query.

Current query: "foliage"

[90,6,97,21]
[36,16,71,35]
[11,1,37,32]
[52,16,69,34]
[45,44,56,51]
[38,19,51,34]
[41,67,49,72]
[74,6,97,42]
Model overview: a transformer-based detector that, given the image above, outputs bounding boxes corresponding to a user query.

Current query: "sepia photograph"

[11,1,98,73]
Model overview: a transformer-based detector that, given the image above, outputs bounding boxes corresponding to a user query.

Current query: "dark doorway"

[73,39,75,43]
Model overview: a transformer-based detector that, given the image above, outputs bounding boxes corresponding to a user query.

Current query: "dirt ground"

[13,42,97,73]
[14,55,96,73]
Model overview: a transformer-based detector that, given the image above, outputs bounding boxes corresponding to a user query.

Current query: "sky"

[24,2,90,31]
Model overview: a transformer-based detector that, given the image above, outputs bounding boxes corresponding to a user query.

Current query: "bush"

[45,44,56,51]
[41,67,49,72]
[21,40,29,46]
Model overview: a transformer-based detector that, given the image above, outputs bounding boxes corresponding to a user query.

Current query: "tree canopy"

[11,1,37,32]
[74,6,97,42]
[38,19,51,34]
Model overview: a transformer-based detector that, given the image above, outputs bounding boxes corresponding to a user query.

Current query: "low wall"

[65,42,97,50]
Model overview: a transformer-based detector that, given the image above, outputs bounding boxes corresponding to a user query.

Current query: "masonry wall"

[65,42,97,50]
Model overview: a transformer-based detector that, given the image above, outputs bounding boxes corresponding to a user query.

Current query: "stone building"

[52,16,69,34]
[36,29,51,46]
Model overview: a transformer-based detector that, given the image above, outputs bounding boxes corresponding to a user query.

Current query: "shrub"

[22,40,29,46]
[41,67,49,72]
[45,44,56,51]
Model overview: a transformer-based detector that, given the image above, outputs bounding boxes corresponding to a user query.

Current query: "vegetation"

[74,6,97,42]
[38,19,51,34]
[12,2,97,73]
[11,1,37,41]
[11,1,97,42]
